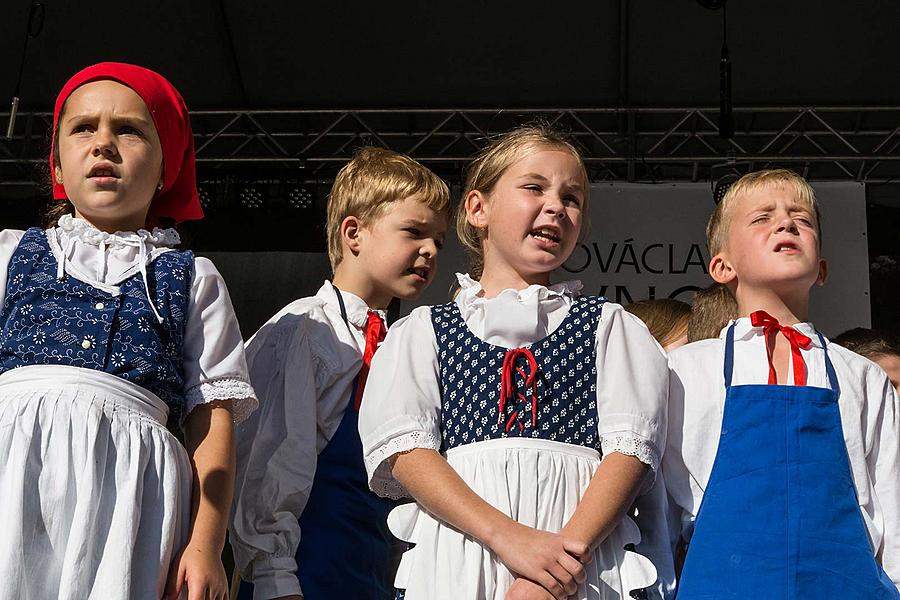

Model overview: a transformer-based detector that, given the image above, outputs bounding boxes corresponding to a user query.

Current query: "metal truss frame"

[4,106,900,188]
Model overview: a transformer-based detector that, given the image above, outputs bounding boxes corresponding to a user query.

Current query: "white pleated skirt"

[0,365,192,600]
[390,438,659,600]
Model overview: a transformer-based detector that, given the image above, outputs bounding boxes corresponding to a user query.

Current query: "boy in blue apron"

[664,169,900,598]
[229,147,450,600]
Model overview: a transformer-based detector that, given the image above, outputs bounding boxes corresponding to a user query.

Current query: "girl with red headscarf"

[0,63,257,599]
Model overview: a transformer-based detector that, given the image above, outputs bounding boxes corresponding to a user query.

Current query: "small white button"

[95,302,105,310]
[81,339,92,349]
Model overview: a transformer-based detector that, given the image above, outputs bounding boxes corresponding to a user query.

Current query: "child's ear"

[340,215,364,256]
[709,252,737,285]
[54,166,63,184]
[464,189,489,229]
[815,257,828,286]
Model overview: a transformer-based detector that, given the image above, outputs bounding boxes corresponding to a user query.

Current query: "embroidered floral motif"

[0,228,194,425]
[431,295,605,452]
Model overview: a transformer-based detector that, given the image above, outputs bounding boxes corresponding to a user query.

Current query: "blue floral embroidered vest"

[430,295,605,452]
[0,228,193,424]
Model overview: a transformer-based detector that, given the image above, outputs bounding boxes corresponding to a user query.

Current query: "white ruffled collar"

[455,272,582,304]
[57,214,180,250]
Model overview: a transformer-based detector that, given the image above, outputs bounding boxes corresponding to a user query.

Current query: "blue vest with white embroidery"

[430,295,605,452]
[0,228,193,425]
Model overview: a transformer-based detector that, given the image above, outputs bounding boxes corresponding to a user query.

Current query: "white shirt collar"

[316,280,386,330]
[720,317,824,348]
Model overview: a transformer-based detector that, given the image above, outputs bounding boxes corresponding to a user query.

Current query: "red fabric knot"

[498,348,539,432]
[354,310,386,411]
[750,310,812,386]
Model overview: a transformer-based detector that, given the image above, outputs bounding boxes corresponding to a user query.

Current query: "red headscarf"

[51,62,203,223]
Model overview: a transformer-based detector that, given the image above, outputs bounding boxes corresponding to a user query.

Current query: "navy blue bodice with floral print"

[431,294,605,453]
[0,228,193,424]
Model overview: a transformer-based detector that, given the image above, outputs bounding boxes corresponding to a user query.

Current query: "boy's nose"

[776,214,799,233]
[420,239,438,257]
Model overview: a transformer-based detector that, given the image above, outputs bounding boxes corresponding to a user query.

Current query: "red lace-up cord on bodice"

[750,310,813,386]
[498,348,539,432]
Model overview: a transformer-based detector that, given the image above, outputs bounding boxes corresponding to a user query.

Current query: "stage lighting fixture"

[198,183,214,209]
[287,186,314,209]
[239,185,264,209]
[712,173,740,205]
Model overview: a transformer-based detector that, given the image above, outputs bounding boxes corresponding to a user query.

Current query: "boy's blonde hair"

[457,125,589,279]
[706,169,820,256]
[326,146,450,270]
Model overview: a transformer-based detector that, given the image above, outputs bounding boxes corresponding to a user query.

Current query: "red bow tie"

[354,310,386,411]
[750,310,812,386]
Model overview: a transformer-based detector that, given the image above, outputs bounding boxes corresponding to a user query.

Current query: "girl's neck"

[477,265,551,299]
[734,284,810,326]
[73,211,145,235]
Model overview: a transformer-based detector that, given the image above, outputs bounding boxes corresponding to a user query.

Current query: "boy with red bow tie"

[230,147,450,600]
[663,169,900,598]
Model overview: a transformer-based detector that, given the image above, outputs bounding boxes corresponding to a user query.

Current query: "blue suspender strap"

[818,332,840,395]
[723,322,736,388]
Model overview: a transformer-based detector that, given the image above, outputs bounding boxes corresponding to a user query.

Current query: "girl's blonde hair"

[456,125,589,279]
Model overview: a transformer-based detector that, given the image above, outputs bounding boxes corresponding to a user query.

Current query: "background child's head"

[326,146,450,303]
[706,169,827,306]
[688,283,738,342]
[49,63,202,232]
[833,327,900,391]
[458,125,589,281]
[625,298,691,352]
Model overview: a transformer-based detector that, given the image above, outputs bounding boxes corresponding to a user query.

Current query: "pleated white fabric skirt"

[389,437,659,600]
[0,365,192,600]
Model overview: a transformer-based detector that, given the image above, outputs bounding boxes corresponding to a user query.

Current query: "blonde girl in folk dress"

[0,63,256,600]
[358,126,670,600]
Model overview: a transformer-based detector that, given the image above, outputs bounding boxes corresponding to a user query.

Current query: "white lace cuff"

[366,430,441,500]
[184,377,258,424]
[601,433,660,472]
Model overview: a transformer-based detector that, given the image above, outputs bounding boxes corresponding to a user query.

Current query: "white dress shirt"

[230,281,384,600]
[664,317,900,586]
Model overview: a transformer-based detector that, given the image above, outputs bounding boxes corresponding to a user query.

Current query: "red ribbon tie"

[750,310,812,386]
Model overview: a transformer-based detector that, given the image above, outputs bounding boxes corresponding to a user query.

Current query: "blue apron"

[677,324,899,599]
[239,289,394,599]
